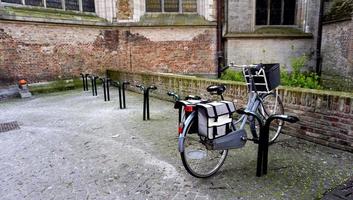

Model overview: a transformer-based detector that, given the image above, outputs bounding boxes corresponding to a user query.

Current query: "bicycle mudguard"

[178,111,196,153]
[212,129,247,150]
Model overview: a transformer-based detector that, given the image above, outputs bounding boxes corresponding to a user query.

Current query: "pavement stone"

[0,89,352,200]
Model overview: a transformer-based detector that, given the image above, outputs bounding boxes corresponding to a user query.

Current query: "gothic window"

[65,0,79,11]
[83,0,95,12]
[146,0,197,13]
[46,0,62,9]
[1,0,22,4]
[1,0,95,12]
[256,0,296,25]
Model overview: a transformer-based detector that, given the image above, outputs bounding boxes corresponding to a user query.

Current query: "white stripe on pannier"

[197,101,236,140]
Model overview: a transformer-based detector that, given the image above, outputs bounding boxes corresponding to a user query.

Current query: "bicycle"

[173,63,290,178]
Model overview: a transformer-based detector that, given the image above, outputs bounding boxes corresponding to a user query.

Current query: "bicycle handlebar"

[229,63,264,71]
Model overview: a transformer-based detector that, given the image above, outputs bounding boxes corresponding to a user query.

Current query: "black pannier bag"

[197,101,236,140]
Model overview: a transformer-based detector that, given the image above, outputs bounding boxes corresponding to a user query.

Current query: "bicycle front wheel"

[180,116,228,178]
[258,92,284,144]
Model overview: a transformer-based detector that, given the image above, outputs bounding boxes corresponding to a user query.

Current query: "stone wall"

[0,20,217,84]
[225,0,321,71]
[321,18,353,92]
[108,70,353,152]
[225,37,314,70]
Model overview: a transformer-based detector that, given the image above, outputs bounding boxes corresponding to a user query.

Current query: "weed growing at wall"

[220,70,244,82]
[281,55,322,89]
[324,0,353,22]
[220,55,322,89]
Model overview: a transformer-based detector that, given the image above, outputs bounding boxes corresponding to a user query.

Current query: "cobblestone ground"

[0,89,352,200]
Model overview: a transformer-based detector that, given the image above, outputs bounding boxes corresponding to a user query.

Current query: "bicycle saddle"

[207,85,226,95]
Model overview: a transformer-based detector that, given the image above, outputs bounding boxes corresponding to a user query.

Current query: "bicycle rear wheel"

[180,117,228,178]
[258,92,284,144]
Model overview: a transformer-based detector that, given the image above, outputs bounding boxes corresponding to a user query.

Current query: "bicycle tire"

[257,92,284,145]
[180,116,228,178]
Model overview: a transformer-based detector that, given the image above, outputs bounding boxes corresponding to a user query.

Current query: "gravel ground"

[0,89,352,200]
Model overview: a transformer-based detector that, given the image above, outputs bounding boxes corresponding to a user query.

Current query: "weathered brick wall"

[321,18,353,91]
[0,21,216,84]
[108,70,353,152]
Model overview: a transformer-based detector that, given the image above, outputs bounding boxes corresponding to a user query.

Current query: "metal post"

[90,76,95,96]
[80,73,85,91]
[147,91,150,120]
[122,81,130,109]
[143,90,147,120]
[85,74,89,91]
[106,78,110,101]
[101,78,107,101]
[146,86,157,120]
[118,85,122,109]
[93,76,98,96]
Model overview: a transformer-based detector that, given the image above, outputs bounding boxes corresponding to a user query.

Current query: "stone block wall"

[321,18,353,91]
[108,70,353,152]
[0,21,216,84]
[226,38,314,70]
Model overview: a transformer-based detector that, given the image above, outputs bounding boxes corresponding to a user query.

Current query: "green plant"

[220,55,322,90]
[281,55,322,89]
[220,70,244,82]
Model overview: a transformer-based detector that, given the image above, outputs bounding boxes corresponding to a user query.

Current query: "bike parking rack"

[237,109,299,177]
[88,75,98,96]
[111,81,129,109]
[122,81,130,109]
[100,77,111,101]
[136,84,157,120]
[80,73,89,91]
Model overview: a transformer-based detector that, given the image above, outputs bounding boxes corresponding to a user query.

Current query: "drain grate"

[0,121,20,133]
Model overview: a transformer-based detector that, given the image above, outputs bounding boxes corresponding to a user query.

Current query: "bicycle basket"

[244,63,280,93]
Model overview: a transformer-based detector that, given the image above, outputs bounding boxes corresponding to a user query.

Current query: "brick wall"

[108,70,353,152]
[321,18,353,91]
[0,21,216,84]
